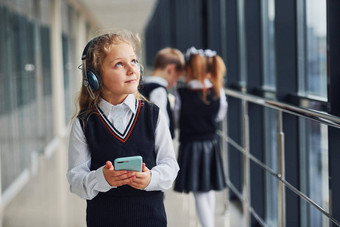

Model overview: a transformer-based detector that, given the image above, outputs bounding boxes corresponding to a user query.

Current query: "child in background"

[66,31,179,227]
[174,47,227,227]
[139,48,185,138]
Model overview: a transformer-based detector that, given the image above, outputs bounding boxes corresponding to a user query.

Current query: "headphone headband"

[81,36,101,60]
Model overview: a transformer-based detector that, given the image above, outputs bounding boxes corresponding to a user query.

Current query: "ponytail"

[208,55,226,98]
[185,47,226,103]
[186,54,209,103]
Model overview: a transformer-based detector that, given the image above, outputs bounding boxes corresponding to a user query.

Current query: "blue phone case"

[114,156,142,172]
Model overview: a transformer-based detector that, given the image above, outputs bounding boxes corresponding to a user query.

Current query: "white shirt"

[174,79,228,127]
[143,76,170,126]
[66,94,179,200]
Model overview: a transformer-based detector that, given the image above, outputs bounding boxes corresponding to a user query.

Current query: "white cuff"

[144,170,158,191]
[94,166,115,192]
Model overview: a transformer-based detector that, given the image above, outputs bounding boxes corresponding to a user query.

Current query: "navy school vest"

[178,87,220,143]
[78,100,166,227]
[139,82,175,138]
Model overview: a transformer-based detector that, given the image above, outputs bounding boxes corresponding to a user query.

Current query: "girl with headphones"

[67,31,179,227]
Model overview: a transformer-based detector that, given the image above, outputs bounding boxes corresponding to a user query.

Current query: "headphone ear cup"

[86,68,101,91]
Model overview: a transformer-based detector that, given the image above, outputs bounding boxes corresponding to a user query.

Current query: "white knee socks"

[193,191,216,227]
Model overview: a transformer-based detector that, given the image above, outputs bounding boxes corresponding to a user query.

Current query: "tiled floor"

[2,138,245,227]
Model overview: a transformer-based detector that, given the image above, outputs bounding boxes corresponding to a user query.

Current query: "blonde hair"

[185,53,226,103]
[153,47,185,71]
[76,31,144,118]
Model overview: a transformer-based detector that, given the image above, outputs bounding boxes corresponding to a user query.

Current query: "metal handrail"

[223,88,340,226]
[218,131,340,226]
[225,89,340,128]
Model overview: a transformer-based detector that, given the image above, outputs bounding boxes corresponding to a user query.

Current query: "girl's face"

[101,43,140,104]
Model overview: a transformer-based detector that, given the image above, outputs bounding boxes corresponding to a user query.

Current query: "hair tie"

[185,46,199,61]
[185,46,217,61]
[204,49,216,58]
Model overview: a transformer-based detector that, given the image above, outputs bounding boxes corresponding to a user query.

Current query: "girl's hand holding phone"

[128,163,151,190]
[103,161,136,187]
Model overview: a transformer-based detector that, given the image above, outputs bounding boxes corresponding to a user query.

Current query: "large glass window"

[0,2,36,192]
[298,0,327,98]
[264,108,278,225]
[41,25,53,143]
[0,0,52,193]
[237,0,247,87]
[261,0,276,89]
[299,119,329,227]
[61,1,76,123]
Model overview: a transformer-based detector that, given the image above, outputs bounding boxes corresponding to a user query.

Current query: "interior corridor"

[2,137,244,227]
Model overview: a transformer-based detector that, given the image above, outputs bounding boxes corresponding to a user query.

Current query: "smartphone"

[114,156,142,172]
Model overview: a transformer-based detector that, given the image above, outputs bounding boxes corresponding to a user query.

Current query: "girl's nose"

[126,64,136,75]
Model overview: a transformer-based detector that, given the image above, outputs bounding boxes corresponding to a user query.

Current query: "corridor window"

[237,0,247,86]
[264,108,278,226]
[299,119,329,227]
[298,0,327,99]
[261,0,276,89]
[61,1,76,123]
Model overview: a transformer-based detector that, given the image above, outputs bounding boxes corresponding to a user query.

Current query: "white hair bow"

[185,46,217,61]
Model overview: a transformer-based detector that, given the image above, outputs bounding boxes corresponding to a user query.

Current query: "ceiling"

[78,0,158,35]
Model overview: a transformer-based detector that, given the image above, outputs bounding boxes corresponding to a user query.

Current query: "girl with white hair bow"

[174,47,228,227]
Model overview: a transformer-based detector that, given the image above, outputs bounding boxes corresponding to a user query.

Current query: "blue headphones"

[81,37,101,99]
[81,35,144,99]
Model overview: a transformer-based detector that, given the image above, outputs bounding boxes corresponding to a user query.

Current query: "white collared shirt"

[143,76,170,126]
[174,79,228,126]
[66,94,179,200]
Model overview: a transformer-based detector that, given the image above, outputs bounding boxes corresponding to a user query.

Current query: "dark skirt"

[86,192,166,227]
[174,139,226,193]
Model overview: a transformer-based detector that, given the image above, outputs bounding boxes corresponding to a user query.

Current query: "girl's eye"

[131,59,137,65]
[115,62,123,68]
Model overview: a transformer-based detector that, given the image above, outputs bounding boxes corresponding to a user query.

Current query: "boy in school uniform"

[140,48,185,138]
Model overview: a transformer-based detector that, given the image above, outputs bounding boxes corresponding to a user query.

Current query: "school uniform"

[140,76,175,138]
[67,94,179,227]
[174,79,227,193]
